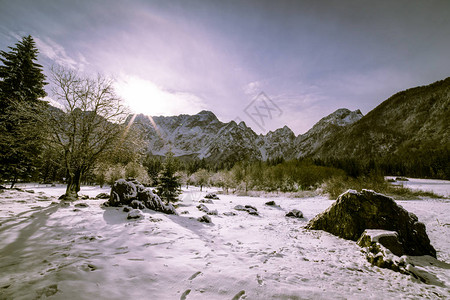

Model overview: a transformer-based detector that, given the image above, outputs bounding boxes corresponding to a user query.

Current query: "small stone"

[265,201,276,206]
[75,203,89,208]
[223,212,237,216]
[149,216,163,222]
[127,209,143,219]
[246,208,259,215]
[245,205,257,211]
[59,201,71,207]
[207,209,218,215]
[130,200,145,209]
[199,199,213,204]
[286,209,303,218]
[234,205,246,211]
[197,204,209,213]
[197,215,212,223]
[95,192,110,199]
[204,193,219,200]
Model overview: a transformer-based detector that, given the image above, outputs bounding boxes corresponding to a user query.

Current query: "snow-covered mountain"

[130,108,363,162]
[294,108,363,157]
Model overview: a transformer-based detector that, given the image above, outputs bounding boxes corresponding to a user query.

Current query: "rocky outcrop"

[105,179,177,215]
[306,189,436,257]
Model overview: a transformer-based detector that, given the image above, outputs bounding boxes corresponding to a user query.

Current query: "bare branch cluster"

[47,66,129,195]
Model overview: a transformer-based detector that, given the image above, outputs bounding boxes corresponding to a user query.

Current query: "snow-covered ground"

[386,177,450,197]
[0,184,449,299]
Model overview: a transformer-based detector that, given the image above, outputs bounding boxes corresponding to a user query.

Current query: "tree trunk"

[200,184,203,192]
[65,168,83,197]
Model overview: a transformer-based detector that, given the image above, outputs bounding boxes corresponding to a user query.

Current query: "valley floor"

[0,184,449,299]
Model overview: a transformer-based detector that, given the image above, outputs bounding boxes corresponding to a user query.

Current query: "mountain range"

[130,106,363,162]
[130,77,449,177]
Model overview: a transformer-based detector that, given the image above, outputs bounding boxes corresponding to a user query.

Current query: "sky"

[1,0,449,135]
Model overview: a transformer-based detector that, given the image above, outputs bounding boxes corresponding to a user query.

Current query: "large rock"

[109,179,137,206]
[306,189,436,257]
[106,179,177,215]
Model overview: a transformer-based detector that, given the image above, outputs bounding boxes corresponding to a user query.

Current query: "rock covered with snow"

[108,179,137,206]
[197,215,212,223]
[306,189,436,257]
[204,193,219,200]
[357,230,404,257]
[95,192,110,199]
[357,229,410,274]
[355,229,435,282]
[234,204,259,216]
[286,209,303,219]
[106,179,177,215]
[207,209,218,215]
[199,199,213,204]
[197,204,209,213]
[127,209,144,219]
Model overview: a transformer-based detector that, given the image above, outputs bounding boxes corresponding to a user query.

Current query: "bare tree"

[47,66,128,197]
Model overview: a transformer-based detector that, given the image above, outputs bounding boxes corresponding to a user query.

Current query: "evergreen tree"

[0,35,47,187]
[156,151,181,203]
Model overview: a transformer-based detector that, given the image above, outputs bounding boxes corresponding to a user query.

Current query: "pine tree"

[156,151,181,203]
[0,35,48,187]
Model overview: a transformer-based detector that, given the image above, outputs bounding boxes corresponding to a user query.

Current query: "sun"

[115,75,207,116]
[115,76,167,116]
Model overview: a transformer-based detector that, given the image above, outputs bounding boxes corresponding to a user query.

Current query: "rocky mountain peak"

[195,110,218,122]
[321,108,363,127]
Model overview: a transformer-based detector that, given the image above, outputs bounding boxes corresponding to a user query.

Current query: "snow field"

[0,184,449,299]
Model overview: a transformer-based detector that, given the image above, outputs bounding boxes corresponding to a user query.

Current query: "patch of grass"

[322,175,443,200]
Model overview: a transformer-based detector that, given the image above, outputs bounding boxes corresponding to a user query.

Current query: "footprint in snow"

[80,263,97,272]
[188,271,202,280]
[232,290,246,300]
[180,289,191,300]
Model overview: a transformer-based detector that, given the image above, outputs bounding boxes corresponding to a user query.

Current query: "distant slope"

[313,78,450,178]
[294,108,363,157]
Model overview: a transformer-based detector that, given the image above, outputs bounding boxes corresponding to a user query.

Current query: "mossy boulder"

[306,189,436,257]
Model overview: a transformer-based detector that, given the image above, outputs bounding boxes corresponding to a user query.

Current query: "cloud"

[115,75,207,116]
[34,37,80,69]
[243,81,262,96]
